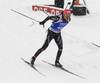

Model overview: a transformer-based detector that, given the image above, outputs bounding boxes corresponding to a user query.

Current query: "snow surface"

[0,0,100,83]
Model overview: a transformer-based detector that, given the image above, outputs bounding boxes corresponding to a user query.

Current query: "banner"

[32,5,63,15]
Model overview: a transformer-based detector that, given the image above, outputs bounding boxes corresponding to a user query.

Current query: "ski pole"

[11,9,40,22]
[91,42,100,48]
[59,2,71,15]
[64,2,71,10]
[35,5,50,16]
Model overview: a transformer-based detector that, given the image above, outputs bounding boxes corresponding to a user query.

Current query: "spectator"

[55,0,64,8]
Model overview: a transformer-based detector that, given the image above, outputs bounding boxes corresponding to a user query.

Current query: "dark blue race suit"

[33,14,70,62]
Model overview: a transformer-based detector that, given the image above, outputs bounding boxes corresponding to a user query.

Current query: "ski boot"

[30,56,36,66]
[55,61,63,68]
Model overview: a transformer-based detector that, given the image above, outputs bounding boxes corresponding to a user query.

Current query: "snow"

[0,0,100,83]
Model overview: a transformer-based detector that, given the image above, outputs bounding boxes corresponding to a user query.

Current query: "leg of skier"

[30,30,53,65]
[54,33,63,68]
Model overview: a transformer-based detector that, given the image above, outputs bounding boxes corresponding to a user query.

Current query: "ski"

[42,60,84,79]
[21,58,45,76]
[91,42,100,48]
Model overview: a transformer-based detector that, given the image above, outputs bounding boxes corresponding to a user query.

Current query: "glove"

[39,21,45,25]
[54,16,60,22]
[39,21,45,28]
[60,11,63,15]
[50,16,60,22]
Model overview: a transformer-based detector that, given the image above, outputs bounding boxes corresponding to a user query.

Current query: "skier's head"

[63,9,71,21]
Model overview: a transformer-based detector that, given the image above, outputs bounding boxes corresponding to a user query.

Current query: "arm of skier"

[39,16,60,25]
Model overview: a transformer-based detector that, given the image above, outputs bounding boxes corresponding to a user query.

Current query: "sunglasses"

[64,14,71,17]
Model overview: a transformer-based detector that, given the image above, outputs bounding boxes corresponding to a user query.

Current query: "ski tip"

[20,57,24,60]
[20,57,23,59]
[42,60,45,62]
[91,42,93,44]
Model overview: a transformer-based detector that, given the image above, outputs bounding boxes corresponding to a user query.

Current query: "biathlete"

[30,9,71,68]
